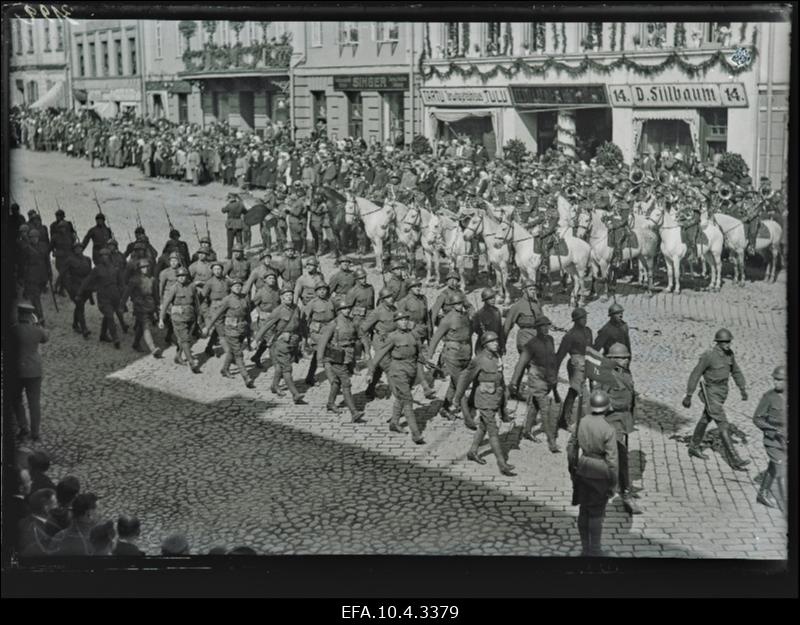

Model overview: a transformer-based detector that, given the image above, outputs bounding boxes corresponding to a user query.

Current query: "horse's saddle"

[533,235,568,256]
[607,226,638,250]
[757,221,770,239]
[680,222,709,247]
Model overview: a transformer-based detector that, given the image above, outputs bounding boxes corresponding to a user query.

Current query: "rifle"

[136,209,143,229]
[32,191,40,217]
[193,222,201,245]
[164,204,175,231]
[204,211,212,246]
[92,189,111,228]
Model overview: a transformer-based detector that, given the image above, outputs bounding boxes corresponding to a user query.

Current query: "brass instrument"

[718,184,732,201]
[629,168,645,186]
[657,170,672,186]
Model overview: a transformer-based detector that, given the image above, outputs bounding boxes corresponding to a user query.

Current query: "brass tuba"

[629,168,646,186]
[718,184,732,201]
[657,170,672,186]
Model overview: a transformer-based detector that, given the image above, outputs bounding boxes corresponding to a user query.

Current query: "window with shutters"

[115,39,123,75]
[77,43,85,76]
[101,41,109,76]
[89,42,97,76]
[27,22,34,53]
[523,23,546,53]
[340,21,359,45]
[129,37,137,74]
[376,22,399,42]
[347,92,363,138]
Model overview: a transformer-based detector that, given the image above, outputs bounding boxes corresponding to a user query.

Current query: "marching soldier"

[286,182,308,252]
[254,285,306,403]
[20,229,51,325]
[596,343,641,514]
[159,267,201,373]
[249,268,281,368]
[158,252,183,345]
[201,261,231,359]
[272,184,289,251]
[244,249,279,295]
[121,259,162,358]
[345,266,375,362]
[555,307,593,430]
[752,365,786,512]
[317,299,365,422]
[189,248,213,328]
[222,192,246,259]
[431,270,467,323]
[428,291,473,421]
[80,248,124,349]
[294,257,327,306]
[124,226,158,262]
[396,277,437,400]
[368,310,426,445]
[473,287,505,356]
[162,228,191,268]
[27,211,50,247]
[593,302,631,357]
[303,283,335,386]
[225,243,251,284]
[50,208,77,296]
[309,195,329,256]
[258,184,278,252]
[277,242,303,285]
[683,328,749,471]
[384,261,409,303]
[82,213,114,266]
[503,280,543,354]
[509,316,561,453]
[329,257,356,297]
[361,287,397,399]
[203,278,254,388]
[567,389,619,557]
[454,331,516,476]
[190,236,216,264]
[61,242,92,338]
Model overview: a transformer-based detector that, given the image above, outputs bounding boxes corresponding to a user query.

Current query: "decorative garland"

[620,23,625,51]
[751,25,758,47]
[594,23,603,49]
[536,23,546,51]
[674,22,686,48]
[424,22,431,57]
[461,22,470,57]
[739,22,747,43]
[610,22,617,51]
[561,23,567,53]
[421,47,758,82]
[552,23,559,52]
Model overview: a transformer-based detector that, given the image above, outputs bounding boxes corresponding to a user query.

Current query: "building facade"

[421,21,790,186]
[292,21,424,145]
[10,18,68,108]
[69,19,145,116]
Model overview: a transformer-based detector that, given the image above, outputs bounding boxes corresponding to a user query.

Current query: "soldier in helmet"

[285,183,308,252]
[201,261,231,359]
[428,290,474,422]
[509,315,561,453]
[431,270,469,323]
[189,248,213,329]
[249,267,281,368]
[80,248,124,349]
[159,267,201,373]
[683,328,749,471]
[594,302,631,357]
[303,282,335,386]
[11,300,48,442]
[19,228,51,325]
[396,277,437,400]
[61,242,92,338]
[244,249,279,295]
[121,258,162,358]
[50,208,78,296]
[473,287,505,356]
[294,257,327,306]
[369,310,425,445]
[190,236,216,265]
[596,343,641,515]
[752,365,786,512]
[360,287,397,399]
[225,243,251,285]
[276,242,303,285]
[329,257,356,297]
[384,260,409,303]
[503,280,543,354]
[567,389,619,557]
[203,277,254,388]
[158,251,183,346]
[556,307,594,430]
[222,192,246,259]
[344,266,375,362]
[317,299,365,422]
[162,228,191,268]
[454,331,516,476]
[124,226,158,262]
[253,285,306,403]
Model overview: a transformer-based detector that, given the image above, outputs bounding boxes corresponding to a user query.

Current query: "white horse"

[755,219,784,282]
[462,206,512,305]
[498,218,591,307]
[420,208,443,284]
[344,193,395,273]
[711,212,748,285]
[574,208,660,295]
[437,210,471,290]
[647,202,687,294]
[691,208,725,292]
[391,200,423,264]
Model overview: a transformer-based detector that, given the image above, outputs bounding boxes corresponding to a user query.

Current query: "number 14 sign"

[608,83,748,108]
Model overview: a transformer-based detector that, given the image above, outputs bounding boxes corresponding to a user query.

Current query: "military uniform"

[160,279,200,369]
[473,301,505,355]
[428,309,473,418]
[222,197,246,259]
[555,316,593,429]
[244,262,279,294]
[201,274,231,357]
[188,257,213,325]
[294,271,327,307]
[309,199,329,255]
[122,268,160,355]
[80,256,125,345]
[205,291,252,386]
[431,285,467,323]
[504,295,543,353]
[510,332,560,449]
[303,293,335,385]
[82,222,114,264]
[753,382,786,511]
[61,247,92,335]
[249,283,281,366]
[396,290,436,398]
[593,320,631,356]
[50,218,77,294]
[329,267,356,297]
[286,194,307,252]
[361,300,397,397]
[20,238,51,322]
[278,254,303,285]
[384,272,409,303]
[225,255,251,284]
[255,300,305,402]
[317,312,362,421]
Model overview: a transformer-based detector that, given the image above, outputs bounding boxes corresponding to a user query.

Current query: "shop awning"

[428,108,504,158]
[515,104,610,114]
[88,101,118,120]
[31,80,66,109]
[430,109,493,123]
[73,88,88,104]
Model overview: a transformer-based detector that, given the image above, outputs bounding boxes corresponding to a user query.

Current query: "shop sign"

[146,80,193,94]
[608,83,748,108]
[420,87,512,106]
[333,74,409,91]
[509,84,608,107]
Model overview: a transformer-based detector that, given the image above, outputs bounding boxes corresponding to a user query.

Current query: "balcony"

[180,42,292,77]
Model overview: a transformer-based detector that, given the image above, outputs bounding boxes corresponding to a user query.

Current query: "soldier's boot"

[305,353,317,386]
[417,365,437,400]
[116,311,129,334]
[719,426,750,471]
[467,429,487,465]
[756,471,776,508]
[326,381,343,414]
[185,345,201,373]
[545,410,561,453]
[271,369,286,397]
[558,389,578,430]
[522,407,539,442]
[439,397,455,421]
[220,352,233,378]
[489,431,516,476]
[343,388,364,423]
[578,508,591,556]
[250,341,268,368]
[238,357,254,388]
[587,515,606,557]
[462,401,477,431]
[404,404,425,445]
[284,371,306,404]
[774,475,787,514]
[204,330,217,356]
[99,318,111,342]
[365,368,382,399]
[389,401,404,433]
[108,318,121,349]
[688,418,710,460]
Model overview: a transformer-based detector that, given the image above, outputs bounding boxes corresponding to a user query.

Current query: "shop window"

[178,93,189,123]
[376,22,399,42]
[701,108,728,161]
[523,23,546,53]
[640,119,693,160]
[486,22,502,56]
[575,108,613,162]
[340,22,359,45]
[89,42,97,77]
[311,22,322,47]
[77,43,85,76]
[115,39,123,76]
[383,92,404,146]
[102,41,109,76]
[43,21,51,51]
[347,92,363,139]
[706,22,732,46]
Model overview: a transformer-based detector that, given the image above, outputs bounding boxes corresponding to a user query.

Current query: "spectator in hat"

[28,451,56,493]
[113,515,145,556]
[11,299,49,442]
[89,520,117,556]
[47,475,81,535]
[49,493,100,556]
[161,533,190,556]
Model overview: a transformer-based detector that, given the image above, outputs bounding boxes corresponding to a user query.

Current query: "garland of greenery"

[620,23,625,51]
[751,25,758,46]
[739,22,747,43]
[424,22,432,57]
[552,23,559,52]
[594,23,603,49]
[536,23,546,51]
[462,23,470,57]
[421,47,758,82]
[610,22,617,51]
[561,23,567,53]
[674,22,686,48]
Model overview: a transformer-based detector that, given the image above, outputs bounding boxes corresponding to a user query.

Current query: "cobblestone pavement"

[9,149,788,558]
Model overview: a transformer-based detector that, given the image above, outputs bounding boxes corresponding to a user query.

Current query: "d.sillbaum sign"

[608,83,748,108]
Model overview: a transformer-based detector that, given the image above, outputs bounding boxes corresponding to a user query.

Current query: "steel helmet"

[481,287,496,302]
[589,390,611,414]
[176,267,190,277]
[393,310,410,322]
[534,315,552,328]
[607,343,630,358]
[608,303,624,315]
[354,267,367,279]
[480,331,500,347]
[378,287,394,301]
[448,291,466,307]
[714,328,733,342]
[571,307,588,321]
[335,299,352,312]
[772,365,786,380]
[137,259,150,268]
